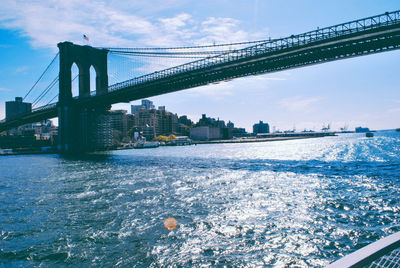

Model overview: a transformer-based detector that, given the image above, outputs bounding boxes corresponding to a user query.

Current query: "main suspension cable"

[101,38,271,51]
[109,52,209,59]
[109,50,231,55]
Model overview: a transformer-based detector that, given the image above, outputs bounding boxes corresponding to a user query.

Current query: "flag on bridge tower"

[83,34,89,41]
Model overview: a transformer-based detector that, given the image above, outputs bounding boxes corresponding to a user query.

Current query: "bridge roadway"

[1,10,399,132]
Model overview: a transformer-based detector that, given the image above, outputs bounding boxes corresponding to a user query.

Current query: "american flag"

[83,34,89,41]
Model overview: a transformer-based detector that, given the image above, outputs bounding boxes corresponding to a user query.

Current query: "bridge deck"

[85,10,400,106]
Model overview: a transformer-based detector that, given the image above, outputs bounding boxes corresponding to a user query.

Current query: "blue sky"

[0,0,399,132]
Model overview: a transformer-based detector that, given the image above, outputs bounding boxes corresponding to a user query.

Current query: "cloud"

[279,96,324,112]
[159,13,192,32]
[0,1,265,50]
[0,87,10,91]
[14,66,29,74]
[184,82,235,99]
[387,107,400,114]
[0,0,157,49]
[198,17,264,44]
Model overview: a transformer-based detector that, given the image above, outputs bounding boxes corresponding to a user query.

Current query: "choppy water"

[1,131,400,267]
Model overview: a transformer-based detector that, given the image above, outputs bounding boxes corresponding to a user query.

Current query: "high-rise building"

[142,100,155,110]
[6,97,32,119]
[253,121,270,134]
[90,110,132,149]
[133,106,178,139]
[131,99,155,115]
[5,97,33,136]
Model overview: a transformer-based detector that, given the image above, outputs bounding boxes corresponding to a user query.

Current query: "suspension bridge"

[1,10,399,153]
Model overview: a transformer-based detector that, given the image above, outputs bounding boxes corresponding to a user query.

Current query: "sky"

[0,0,399,132]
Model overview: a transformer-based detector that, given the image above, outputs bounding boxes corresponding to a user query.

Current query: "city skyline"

[0,1,399,132]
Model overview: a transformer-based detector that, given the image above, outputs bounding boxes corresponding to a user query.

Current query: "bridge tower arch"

[57,42,109,154]
[58,41,108,101]
[89,65,97,94]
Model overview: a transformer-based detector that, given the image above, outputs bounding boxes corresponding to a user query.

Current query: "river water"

[1,131,399,267]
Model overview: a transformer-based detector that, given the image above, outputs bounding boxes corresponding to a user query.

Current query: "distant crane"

[321,123,331,132]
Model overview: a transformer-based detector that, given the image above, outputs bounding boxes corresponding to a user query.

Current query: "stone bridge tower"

[57,42,109,154]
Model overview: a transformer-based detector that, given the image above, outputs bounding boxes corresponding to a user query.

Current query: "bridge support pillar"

[58,106,90,154]
[57,42,109,154]
[58,105,110,154]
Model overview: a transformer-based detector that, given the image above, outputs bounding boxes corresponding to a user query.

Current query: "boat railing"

[327,231,400,267]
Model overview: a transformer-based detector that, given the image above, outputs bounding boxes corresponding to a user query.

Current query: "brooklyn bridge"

[1,10,399,153]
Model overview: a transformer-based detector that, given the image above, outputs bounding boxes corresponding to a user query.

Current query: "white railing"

[327,231,400,267]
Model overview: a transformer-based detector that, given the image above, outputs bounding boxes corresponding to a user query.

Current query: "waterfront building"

[355,126,370,133]
[232,127,248,137]
[91,110,132,149]
[5,97,31,119]
[221,127,233,139]
[177,124,191,136]
[197,114,226,128]
[253,120,270,134]
[177,115,194,136]
[5,97,33,136]
[32,120,57,140]
[190,114,227,140]
[178,115,193,127]
[190,126,221,140]
[133,106,178,140]
[190,116,248,140]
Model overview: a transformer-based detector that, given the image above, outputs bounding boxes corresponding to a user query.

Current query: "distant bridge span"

[1,10,399,151]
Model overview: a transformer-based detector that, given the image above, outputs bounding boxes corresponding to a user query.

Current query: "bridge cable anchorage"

[32,75,59,107]
[23,52,59,101]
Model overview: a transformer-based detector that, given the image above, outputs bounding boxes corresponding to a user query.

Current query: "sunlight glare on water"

[0,131,399,267]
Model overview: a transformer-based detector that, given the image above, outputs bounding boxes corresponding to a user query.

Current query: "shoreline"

[1,133,336,155]
[193,134,335,145]
[0,150,57,156]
